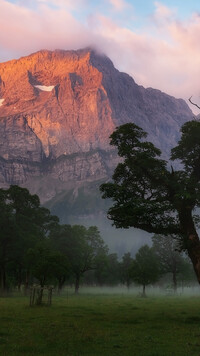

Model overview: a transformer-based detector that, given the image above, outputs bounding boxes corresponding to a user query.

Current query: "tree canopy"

[0,185,59,291]
[131,245,161,296]
[0,183,196,295]
[152,234,194,292]
[49,224,108,293]
[100,121,200,284]
[0,185,110,295]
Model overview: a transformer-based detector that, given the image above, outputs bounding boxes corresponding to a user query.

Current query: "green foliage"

[100,123,178,234]
[152,235,187,273]
[0,185,111,293]
[103,253,121,286]
[171,120,200,172]
[49,224,108,293]
[178,258,197,285]
[131,245,161,294]
[0,186,59,291]
[152,235,196,290]
[27,241,67,287]
[120,252,133,288]
[0,184,194,293]
[100,120,200,234]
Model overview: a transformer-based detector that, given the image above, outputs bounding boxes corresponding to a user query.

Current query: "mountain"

[0,48,193,226]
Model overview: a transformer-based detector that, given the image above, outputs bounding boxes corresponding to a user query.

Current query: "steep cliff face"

[0,48,193,203]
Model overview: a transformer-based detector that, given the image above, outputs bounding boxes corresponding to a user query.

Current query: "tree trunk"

[57,276,66,294]
[126,278,131,290]
[187,237,200,284]
[0,266,6,293]
[179,209,200,284]
[75,274,80,294]
[24,270,30,296]
[142,284,146,297]
[36,288,44,305]
[36,278,45,305]
[17,267,22,291]
[172,269,177,293]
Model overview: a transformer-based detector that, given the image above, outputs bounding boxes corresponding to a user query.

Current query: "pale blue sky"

[6,0,200,18]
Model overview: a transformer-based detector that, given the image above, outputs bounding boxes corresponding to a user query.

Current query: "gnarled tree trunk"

[187,235,200,284]
[179,208,200,284]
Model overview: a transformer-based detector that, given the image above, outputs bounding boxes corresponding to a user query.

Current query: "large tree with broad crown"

[100,121,200,284]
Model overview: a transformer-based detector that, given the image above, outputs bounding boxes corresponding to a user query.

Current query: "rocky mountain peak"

[0,48,193,203]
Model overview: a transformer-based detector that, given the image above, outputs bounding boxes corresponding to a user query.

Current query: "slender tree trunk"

[0,265,6,292]
[24,270,30,295]
[36,278,45,305]
[57,283,62,295]
[57,276,66,294]
[36,288,44,305]
[75,274,80,294]
[142,284,146,297]
[172,269,177,293]
[17,267,22,291]
[126,277,131,290]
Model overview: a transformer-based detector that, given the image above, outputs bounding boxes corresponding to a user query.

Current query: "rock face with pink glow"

[0,48,193,203]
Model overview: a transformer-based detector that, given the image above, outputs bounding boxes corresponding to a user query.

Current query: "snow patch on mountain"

[34,85,54,91]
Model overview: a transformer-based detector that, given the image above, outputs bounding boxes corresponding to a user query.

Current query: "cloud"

[88,5,200,111]
[0,0,200,112]
[153,1,176,24]
[0,0,93,58]
[108,0,129,12]
[17,0,88,11]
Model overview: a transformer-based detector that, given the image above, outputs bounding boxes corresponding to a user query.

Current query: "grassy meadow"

[0,288,200,356]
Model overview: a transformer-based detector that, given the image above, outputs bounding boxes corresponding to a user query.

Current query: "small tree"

[0,189,16,292]
[50,224,108,294]
[27,241,61,304]
[120,252,133,289]
[103,253,121,286]
[178,257,197,288]
[152,235,190,292]
[131,245,161,296]
[0,185,58,293]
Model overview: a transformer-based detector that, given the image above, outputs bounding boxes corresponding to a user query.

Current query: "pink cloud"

[0,0,93,57]
[89,9,200,112]
[153,1,176,24]
[0,0,200,112]
[108,0,130,12]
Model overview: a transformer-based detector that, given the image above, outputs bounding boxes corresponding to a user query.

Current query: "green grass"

[0,291,200,355]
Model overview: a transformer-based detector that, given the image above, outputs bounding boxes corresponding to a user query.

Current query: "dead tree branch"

[189,96,200,110]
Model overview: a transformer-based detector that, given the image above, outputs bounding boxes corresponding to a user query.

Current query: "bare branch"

[189,96,200,110]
